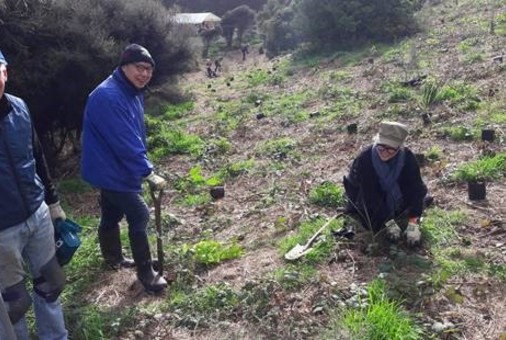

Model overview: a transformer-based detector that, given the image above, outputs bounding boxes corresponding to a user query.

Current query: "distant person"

[205,58,216,78]
[342,121,428,246]
[240,44,249,61]
[214,57,223,74]
[81,44,167,293]
[0,49,68,339]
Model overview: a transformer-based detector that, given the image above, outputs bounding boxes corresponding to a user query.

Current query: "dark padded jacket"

[0,93,58,231]
[343,145,427,231]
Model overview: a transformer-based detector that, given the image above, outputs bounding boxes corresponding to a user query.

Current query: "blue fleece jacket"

[81,68,153,192]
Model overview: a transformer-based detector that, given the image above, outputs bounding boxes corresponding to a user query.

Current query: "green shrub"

[162,101,194,120]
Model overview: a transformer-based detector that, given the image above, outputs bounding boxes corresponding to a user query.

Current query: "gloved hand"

[145,172,167,191]
[49,201,66,223]
[406,219,421,246]
[385,219,401,240]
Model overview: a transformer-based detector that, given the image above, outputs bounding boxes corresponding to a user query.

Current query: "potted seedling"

[453,153,506,201]
[454,165,487,201]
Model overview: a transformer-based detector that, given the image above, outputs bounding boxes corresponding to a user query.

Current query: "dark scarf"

[371,145,405,217]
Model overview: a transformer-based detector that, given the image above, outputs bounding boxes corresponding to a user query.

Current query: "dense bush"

[221,5,256,47]
[257,0,300,58]
[257,0,419,57]
[295,0,419,50]
[0,0,196,168]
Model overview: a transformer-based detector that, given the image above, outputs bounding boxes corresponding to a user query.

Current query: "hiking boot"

[98,226,135,269]
[130,233,167,293]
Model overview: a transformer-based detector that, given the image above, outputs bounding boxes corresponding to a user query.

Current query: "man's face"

[121,62,153,89]
[0,64,7,98]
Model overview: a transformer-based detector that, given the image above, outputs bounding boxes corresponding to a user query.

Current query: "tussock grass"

[325,279,423,339]
[453,152,506,182]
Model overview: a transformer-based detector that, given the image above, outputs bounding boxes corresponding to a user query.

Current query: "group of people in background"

[0,42,429,338]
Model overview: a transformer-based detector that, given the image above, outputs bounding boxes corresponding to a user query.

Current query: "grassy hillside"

[57,0,506,338]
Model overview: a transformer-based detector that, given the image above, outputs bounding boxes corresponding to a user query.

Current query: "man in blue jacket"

[0,50,68,339]
[81,44,167,293]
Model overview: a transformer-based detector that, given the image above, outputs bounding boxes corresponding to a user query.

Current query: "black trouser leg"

[98,225,135,269]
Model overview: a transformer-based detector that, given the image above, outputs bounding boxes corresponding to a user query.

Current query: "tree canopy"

[221,5,256,47]
[257,0,420,57]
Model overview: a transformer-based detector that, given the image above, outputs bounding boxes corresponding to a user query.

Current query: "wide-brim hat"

[376,121,409,148]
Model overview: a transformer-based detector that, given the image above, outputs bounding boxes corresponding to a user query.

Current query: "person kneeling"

[343,121,429,246]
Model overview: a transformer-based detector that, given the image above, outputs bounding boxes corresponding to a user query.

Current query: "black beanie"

[119,44,155,68]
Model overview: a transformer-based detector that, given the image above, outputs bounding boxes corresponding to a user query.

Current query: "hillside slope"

[63,0,506,339]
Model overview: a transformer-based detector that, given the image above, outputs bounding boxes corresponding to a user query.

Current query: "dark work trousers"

[99,190,149,238]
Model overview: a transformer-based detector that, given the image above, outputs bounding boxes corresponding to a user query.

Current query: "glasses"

[132,63,154,74]
[376,144,398,155]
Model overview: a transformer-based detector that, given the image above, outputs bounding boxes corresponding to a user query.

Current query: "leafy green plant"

[441,126,475,141]
[162,101,194,120]
[453,153,506,182]
[217,159,256,180]
[180,193,211,207]
[245,68,270,87]
[387,85,412,103]
[309,181,345,207]
[206,137,232,155]
[421,208,466,247]
[182,240,244,265]
[175,165,222,192]
[436,82,481,111]
[273,264,318,290]
[425,145,442,162]
[146,116,205,160]
[340,279,423,339]
[65,304,139,339]
[257,137,297,160]
[168,283,240,324]
[490,110,506,124]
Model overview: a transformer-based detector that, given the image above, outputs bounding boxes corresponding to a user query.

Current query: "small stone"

[432,322,445,333]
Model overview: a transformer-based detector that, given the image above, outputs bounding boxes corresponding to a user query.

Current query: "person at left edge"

[0,49,68,339]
